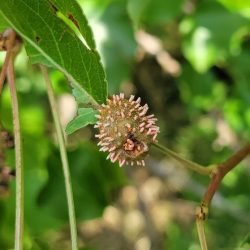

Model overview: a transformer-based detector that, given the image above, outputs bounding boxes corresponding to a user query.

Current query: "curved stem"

[195,142,250,250]
[40,65,78,250]
[7,53,23,250]
[152,142,213,176]
[202,142,250,207]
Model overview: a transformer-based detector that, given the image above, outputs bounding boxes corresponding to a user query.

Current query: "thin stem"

[196,218,208,250]
[40,65,78,250]
[7,53,23,250]
[152,142,213,175]
[195,142,250,250]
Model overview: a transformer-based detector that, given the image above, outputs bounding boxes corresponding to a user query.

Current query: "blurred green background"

[1,0,250,249]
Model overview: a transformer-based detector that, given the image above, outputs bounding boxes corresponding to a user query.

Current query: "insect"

[123,131,148,159]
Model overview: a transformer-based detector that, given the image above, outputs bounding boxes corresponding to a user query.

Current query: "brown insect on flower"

[94,93,159,167]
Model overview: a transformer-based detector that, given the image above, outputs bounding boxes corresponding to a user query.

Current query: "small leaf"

[66,108,97,135]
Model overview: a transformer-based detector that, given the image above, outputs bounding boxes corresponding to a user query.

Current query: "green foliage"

[38,142,125,222]
[0,0,107,105]
[128,0,184,27]
[181,2,249,72]
[0,0,250,249]
[66,108,97,135]
[0,61,125,247]
[48,0,96,49]
[218,0,250,17]
[97,0,137,93]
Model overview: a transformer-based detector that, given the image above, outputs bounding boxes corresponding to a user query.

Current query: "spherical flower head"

[95,93,160,167]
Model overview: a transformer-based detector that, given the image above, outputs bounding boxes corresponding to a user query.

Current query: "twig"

[196,203,208,250]
[40,65,78,250]
[6,41,24,249]
[196,214,208,250]
[152,142,213,175]
[203,142,250,207]
[196,142,250,249]
[153,141,250,249]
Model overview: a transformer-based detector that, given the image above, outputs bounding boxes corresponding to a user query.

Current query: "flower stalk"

[5,33,24,250]
[40,65,78,250]
[152,142,213,175]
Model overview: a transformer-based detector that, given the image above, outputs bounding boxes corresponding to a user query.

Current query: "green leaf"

[66,108,97,135]
[25,43,53,67]
[0,15,8,31]
[0,0,107,104]
[72,84,98,106]
[217,0,250,18]
[47,0,96,49]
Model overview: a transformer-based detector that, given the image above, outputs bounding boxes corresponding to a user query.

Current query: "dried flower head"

[95,93,159,166]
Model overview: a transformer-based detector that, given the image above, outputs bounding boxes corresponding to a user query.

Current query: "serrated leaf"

[66,108,97,135]
[0,0,107,104]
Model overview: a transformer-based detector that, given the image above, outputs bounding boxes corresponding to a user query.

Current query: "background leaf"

[38,143,126,221]
[181,2,248,72]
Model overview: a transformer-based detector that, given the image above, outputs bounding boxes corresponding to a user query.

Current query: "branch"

[203,142,250,206]
[196,142,250,249]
